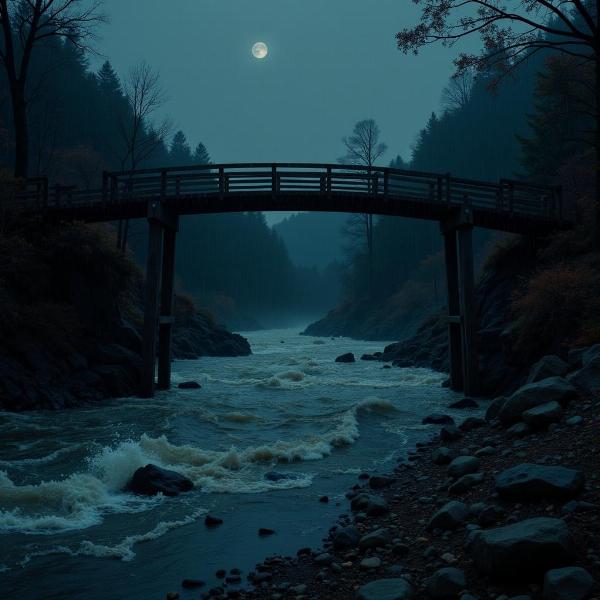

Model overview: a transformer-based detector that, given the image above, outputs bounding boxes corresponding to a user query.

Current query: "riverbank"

[0,222,250,411]
[181,349,600,600]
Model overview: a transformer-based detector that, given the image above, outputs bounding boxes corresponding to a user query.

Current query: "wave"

[0,469,157,535]
[21,509,206,564]
[0,396,397,536]
[0,445,81,469]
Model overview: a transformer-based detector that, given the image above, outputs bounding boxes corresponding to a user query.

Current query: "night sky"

[95,1,478,165]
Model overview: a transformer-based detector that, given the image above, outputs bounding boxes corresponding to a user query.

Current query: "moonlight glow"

[252,42,268,59]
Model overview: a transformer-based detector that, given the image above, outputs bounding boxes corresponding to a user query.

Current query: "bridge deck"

[5,163,564,234]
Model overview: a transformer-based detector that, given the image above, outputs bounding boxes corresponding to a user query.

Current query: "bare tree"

[339,119,387,299]
[118,61,171,172]
[0,0,106,178]
[396,0,600,243]
[441,70,475,112]
[117,61,172,251]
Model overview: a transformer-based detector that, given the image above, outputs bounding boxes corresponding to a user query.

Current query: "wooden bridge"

[7,163,564,398]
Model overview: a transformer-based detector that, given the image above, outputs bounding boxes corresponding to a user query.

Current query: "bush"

[512,258,600,358]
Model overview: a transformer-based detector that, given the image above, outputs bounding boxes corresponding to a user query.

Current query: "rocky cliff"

[0,222,250,412]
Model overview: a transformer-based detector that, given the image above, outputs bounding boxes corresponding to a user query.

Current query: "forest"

[0,39,337,328]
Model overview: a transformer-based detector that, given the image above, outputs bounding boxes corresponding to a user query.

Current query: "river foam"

[0,395,396,535]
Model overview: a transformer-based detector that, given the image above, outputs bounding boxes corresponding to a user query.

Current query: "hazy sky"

[94,1,478,165]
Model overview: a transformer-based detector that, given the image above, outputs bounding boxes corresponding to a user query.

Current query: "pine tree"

[169,130,192,165]
[193,142,211,164]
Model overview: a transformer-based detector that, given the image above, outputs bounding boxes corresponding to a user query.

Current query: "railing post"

[445,173,452,204]
[556,185,563,224]
[175,176,181,197]
[372,173,379,196]
[272,164,277,196]
[42,177,48,209]
[219,167,224,200]
[102,171,108,205]
[383,169,389,196]
[437,176,443,203]
[110,175,117,203]
[327,167,332,196]
[160,169,168,200]
[508,182,514,216]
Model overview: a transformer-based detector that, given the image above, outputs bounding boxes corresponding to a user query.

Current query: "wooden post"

[157,217,179,391]
[443,228,464,391]
[457,221,479,396]
[141,202,165,398]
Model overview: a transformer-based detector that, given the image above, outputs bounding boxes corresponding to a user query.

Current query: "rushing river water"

[0,328,460,599]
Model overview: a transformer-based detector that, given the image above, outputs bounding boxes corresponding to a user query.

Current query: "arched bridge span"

[11,163,565,398]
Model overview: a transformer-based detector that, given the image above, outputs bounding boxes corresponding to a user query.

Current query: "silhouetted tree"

[117,61,171,250]
[441,70,475,112]
[118,61,171,172]
[339,119,387,298]
[169,130,192,165]
[193,141,211,164]
[396,0,600,242]
[0,0,105,177]
[519,55,594,183]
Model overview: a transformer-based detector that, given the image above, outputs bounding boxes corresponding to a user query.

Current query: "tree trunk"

[595,48,600,250]
[12,84,28,179]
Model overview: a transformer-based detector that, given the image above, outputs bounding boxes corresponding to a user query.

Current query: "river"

[0,328,459,599]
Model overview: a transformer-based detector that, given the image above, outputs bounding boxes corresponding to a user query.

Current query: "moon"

[252,42,268,59]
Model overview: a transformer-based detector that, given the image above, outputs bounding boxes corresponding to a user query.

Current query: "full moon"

[252,42,268,59]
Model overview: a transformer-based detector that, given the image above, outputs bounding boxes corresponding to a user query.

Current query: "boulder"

[423,414,455,426]
[568,356,600,396]
[468,517,574,579]
[369,475,395,489]
[485,397,506,422]
[522,401,563,429]
[351,493,389,516]
[126,464,193,497]
[478,504,507,528]
[495,464,585,501]
[335,352,355,363]
[459,417,486,431]
[332,525,360,550]
[448,473,484,495]
[356,578,414,600]
[425,567,467,599]
[359,528,391,550]
[432,447,455,465]
[568,343,600,369]
[360,556,382,569]
[440,425,463,442]
[497,377,578,426]
[178,381,201,389]
[447,456,480,480]
[543,567,595,600]
[264,471,299,482]
[527,355,569,384]
[428,501,468,531]
[507,422,532,438]
[449,398,479,409]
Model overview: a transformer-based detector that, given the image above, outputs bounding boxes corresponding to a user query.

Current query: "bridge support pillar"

[141,201,178,398]
[441,207,479,396]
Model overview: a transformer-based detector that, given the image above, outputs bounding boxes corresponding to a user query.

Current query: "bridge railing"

[9,163,562,224]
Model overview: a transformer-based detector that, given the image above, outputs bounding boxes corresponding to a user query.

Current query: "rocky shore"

[164,345,600,600]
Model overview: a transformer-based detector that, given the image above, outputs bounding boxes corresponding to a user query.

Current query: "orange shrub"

[512,259,600,358]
